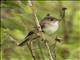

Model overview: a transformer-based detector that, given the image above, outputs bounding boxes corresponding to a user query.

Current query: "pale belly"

[43,23,58,35]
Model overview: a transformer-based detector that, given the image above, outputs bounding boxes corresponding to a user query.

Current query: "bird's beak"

[56,18,61,22]
[58,19,62,22]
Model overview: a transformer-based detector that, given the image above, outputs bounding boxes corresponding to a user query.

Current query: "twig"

[60,8,67,19]
[27,42,36,60]
[52,40,57,60]
[58,2,68,42]
[28,0,42,32]
[28,0,54,60]
[45,40,54,60]
[37,39,45,60]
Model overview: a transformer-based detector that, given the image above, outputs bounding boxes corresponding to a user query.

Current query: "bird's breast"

[43,22,59,35]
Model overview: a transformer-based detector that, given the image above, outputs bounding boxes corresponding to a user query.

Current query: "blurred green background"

[1,0,80,60]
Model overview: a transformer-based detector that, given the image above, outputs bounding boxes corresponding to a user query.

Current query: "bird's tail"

[18,37,29,46]
[18,31,40,46]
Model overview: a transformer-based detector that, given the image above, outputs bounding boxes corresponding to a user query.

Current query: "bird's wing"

[40,19,47,29]
[18,29,40,46]
[18,31,34,46]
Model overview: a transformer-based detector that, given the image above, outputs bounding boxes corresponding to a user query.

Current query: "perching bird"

[18,14,60,46]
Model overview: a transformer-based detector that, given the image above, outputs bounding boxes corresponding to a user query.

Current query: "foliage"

[1,1,80,60]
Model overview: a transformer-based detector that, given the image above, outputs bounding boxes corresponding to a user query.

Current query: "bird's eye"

[50,18,54,21]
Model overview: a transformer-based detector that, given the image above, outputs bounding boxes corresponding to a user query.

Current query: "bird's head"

[43,14,59,24]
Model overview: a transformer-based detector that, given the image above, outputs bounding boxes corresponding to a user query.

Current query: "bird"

[18,14,60,46]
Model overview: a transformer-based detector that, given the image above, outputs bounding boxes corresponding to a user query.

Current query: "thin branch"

[45,40,54,60]
[28,0,54,60]
[28,0,42,32]
[27,42,37,60]
[37,39,45,60]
